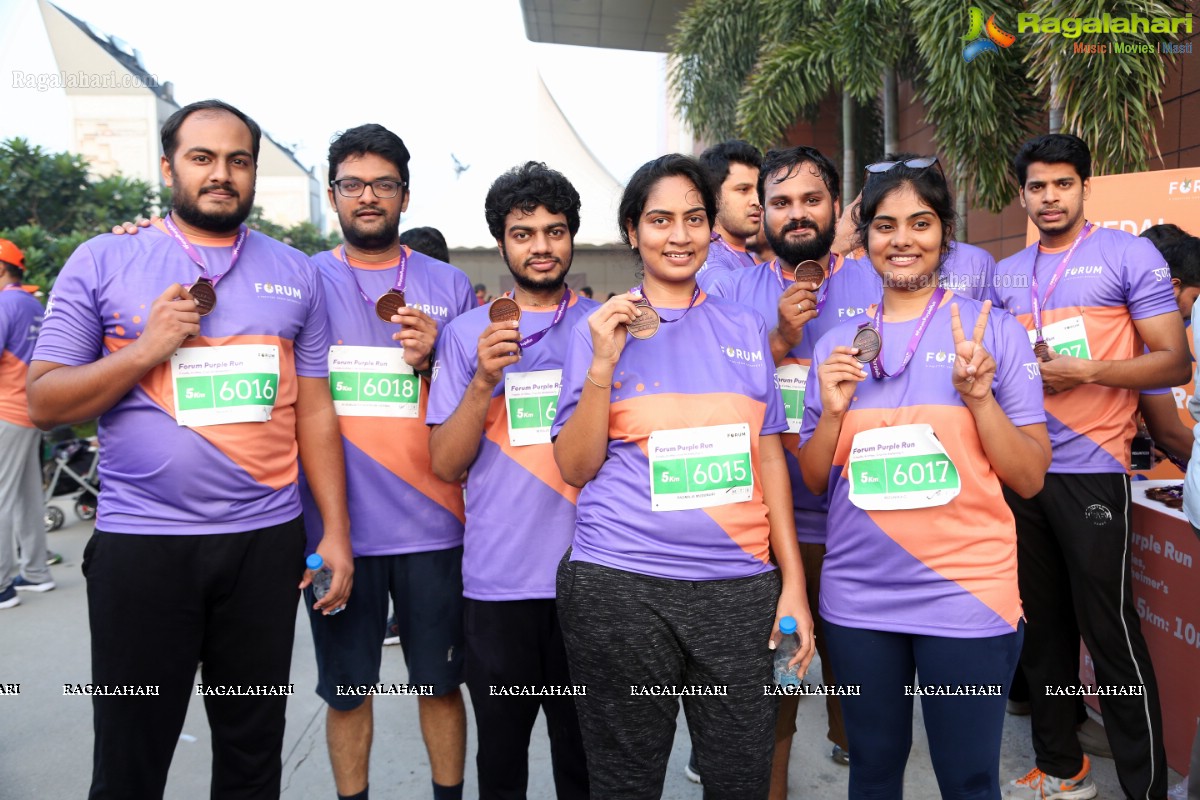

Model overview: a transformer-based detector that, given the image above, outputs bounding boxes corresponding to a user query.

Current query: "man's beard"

[766,218,836,268]
[503,245,571,293]
[340,209,400,251]
[173,184,254,233]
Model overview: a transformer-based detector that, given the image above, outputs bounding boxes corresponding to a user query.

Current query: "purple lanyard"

[867,287,946,379]
[510,288,573,349]
[1,284,23,292]
[631,283,702,323]
[1030,222,1092,344]
[162,214,248,287]
[339,246,409,307]
[772,254,836,311]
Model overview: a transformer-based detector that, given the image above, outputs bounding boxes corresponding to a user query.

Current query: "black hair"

[399,226,449,264]
[484,161,581,241]
[1164,236,1200,288]
[579,286,594,298]
[2,263,22,281]
[1013,133,1092,187]
[161,99,262,164]
[853,153,956,256]
[699,139,762,197]
[757,146,840,206]
[328,124,411,191]
[1141,223,1191,263]
[618,154,717,248]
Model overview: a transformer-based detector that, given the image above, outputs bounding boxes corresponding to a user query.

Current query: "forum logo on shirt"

[720,344,765,367]
[254,282,303,304]
[962,8,1016,62]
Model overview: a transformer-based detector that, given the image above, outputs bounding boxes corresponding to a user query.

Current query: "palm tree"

[670,0,1188,227]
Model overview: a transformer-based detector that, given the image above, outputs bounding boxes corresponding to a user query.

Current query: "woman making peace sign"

[798,158,1051,799]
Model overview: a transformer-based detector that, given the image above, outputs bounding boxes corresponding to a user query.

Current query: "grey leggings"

[556,555,780,800]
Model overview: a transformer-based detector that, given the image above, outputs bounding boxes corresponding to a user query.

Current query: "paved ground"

[0,504,1181,798]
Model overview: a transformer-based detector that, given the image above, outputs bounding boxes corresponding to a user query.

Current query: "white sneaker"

[1003,755,1098,799]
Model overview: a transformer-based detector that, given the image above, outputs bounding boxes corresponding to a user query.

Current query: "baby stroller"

[42,428,100,532]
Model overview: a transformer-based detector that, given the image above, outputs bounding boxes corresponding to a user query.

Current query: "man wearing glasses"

[308,124,475,800]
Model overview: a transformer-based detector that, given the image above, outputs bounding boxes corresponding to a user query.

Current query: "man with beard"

[992,134,1188,800]
[426,161,595,800]
[27,99,352,799]
[696,140,763,290]
[706,146,880,796]
[306,124,474,800]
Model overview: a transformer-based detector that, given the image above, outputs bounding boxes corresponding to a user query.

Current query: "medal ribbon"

[1030,221,1092,346]
[867,286,946,380]
[772,254,837,312]
[508,288,573,349]
[631,283,701,325]
[162,214,248,288]
[339,245,409,308]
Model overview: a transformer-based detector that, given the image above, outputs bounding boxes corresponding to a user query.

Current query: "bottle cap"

[779,615,797,635]
[305,553,324,570]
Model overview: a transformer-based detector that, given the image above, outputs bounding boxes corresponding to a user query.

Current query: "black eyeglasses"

[864,156,943,180]
[330,178,407,199]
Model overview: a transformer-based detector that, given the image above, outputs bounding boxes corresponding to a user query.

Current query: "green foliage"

[669,0,1185,214]
[909,0,1041,212]
[1024,0,1190,176]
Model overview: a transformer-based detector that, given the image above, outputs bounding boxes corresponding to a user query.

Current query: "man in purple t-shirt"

[696,140,762,290]
[427,161,593,800]
[28,100,352,800]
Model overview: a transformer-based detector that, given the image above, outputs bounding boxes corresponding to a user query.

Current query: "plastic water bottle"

[306,553,341,615]
[773,615,802,687]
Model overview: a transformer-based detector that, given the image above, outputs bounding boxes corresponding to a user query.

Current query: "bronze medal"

[489,296,522,324]
[626,300,661,340]
[793,259,826,288]
[190,278,217,317]
[375,289,406,323]
[852,327,881,363]
[1034,340,1051,362]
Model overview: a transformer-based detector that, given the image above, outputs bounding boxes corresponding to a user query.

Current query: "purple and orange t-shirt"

[708,255,880,544]
[0,286,43,428]
[427,292,599,599]
[300,247,474,558]
[34,223,330,535]
[696,233,756,291]
[801,293,1045,637]
[551,293,787,581]
[989,226,1177,473]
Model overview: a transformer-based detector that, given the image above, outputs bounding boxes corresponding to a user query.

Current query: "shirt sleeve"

[757,312,788,436]
[293,257,331,378]
[550,321,594,439]
[32,242,105,366]
[798,333,832,447]
[1123,236,1178,321]
[426,318,474,426]
[990,308,1046,428]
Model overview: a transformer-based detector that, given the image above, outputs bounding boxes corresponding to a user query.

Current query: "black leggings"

[822,621,1023,800]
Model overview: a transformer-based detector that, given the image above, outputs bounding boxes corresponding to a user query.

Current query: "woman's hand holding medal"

[587,292,643,370]
[950,301,997,404]
[817,345,868,417]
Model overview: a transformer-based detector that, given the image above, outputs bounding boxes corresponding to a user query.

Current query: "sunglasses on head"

[864,156,944,185]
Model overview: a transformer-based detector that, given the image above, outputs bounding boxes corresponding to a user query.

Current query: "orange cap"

[0,238,25,271]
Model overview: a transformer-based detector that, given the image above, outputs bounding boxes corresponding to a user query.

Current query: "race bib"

[171,344,280,427]
[847,423,960,510]
[1030,315,1091,360]
[776,364,809,434]
[328,345,419,418]
[648,423,753,511]
[505,369,561,446]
